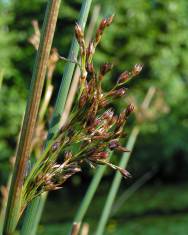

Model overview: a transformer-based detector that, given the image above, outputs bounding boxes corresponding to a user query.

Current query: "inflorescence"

[22,16,143,209]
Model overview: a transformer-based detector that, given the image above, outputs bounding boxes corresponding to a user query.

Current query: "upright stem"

[74,165,108,224]
[20,1,93,235]
[48,0,93,138]
[3,1,61,234]
[95,87,156,235]
[95,127,140,235]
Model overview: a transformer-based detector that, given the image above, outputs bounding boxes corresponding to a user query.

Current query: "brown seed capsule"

[109,88,127,97]
[99,15,114,30]
[116,167,131,178]
[126,104,134,117]
[118,71,130,84]
[132,64,143,76]
[100,63,113,77]
[96,15,114,43]
[116,145,130,152]
[75,23,84,42]
[87,41,95,58]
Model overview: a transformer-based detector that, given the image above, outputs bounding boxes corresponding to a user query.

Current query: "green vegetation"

[0,0,188,235]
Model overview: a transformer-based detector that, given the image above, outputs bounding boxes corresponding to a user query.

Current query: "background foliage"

[0,0,188,234]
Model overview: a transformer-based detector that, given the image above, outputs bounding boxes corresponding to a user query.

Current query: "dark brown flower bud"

[126,104,134,117]
[118,71,130,84]
[132,64,143,76]
[100,63,113,77]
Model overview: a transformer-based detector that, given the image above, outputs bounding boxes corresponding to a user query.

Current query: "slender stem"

[20,1,93,235]
[61,4,101,127]
[95,126,140,235]
[3,1,61,234]
[20,193,47,235]
[95,87,156,235]
[74,165,108,223]
[70,223,81,235]
[111,169,156,215]
[0,70,4,90]
[48,0,93,138]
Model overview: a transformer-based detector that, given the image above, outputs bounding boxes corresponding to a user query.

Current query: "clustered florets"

[22,16,143,208]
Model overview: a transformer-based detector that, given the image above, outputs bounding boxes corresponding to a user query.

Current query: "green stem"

[0,70,4,90]
[74,165,108,223]
[21,1,93,235]
[69,129,138,234]
[95,126,140,235]
[48,0,93,138]
[21,193,47,235]
[3,1,60,234]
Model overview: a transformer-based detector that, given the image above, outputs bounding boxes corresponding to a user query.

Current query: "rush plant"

[22,15,142,211]
[2,2,143,235]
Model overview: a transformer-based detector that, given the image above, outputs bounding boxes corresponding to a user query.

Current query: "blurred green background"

[0,0,188,234]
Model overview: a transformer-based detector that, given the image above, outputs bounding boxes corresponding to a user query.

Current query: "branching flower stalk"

[21,16,143,213]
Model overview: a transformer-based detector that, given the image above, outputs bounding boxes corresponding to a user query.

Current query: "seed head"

[126,104,135,117]
[132,64,143,76]
[100,63,113,77]
[75,23,84,42]
[109,88,127,97]
[118,71,130,84]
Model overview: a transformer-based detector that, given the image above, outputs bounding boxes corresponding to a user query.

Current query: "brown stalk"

[3,1,61,234]
[70,222,81,235]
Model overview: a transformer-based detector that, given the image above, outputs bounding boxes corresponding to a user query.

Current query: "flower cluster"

[22,16,143,208]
